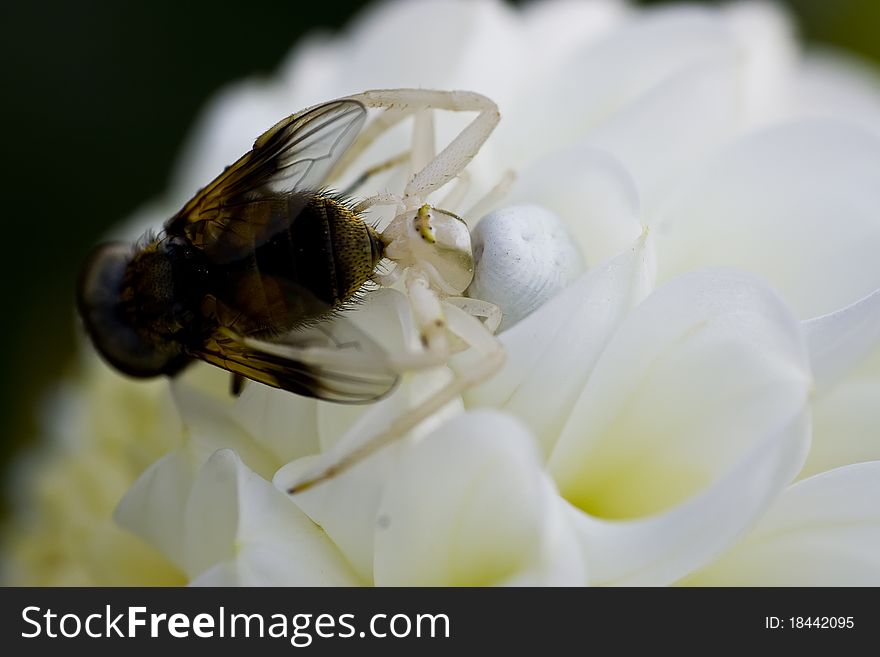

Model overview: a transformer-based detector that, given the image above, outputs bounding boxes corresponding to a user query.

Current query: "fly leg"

[341,151,410,196]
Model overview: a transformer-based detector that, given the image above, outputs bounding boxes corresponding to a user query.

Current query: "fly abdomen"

[302,194,383,302]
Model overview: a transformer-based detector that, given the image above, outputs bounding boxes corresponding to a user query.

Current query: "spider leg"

[287,301,503,493]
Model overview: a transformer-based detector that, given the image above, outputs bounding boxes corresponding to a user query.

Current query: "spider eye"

[409,207,474,293]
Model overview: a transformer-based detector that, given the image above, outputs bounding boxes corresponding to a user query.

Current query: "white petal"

[182,450,240,576]
[505,145,643,267]
[277,34,347,109]
[499,476,587,587]
[501,6,736,167]
[786,50,880,135]
[274,449,396,585]
[118,447,358,585]
[335,0,519,96]
[233,384,321,464]
[373,410,585,586]
[684,462,880,586]
[169,372,286,480]
[323,0,524,200]
[721,1,798,126]
[171,81,289,208]
[801,377,880,479]
[551,267,810,512]
[110,200,173,242]
[654,121,880,318]
[583,52,740,211]
[549,268,812,584]
[275,368,463,583]
[519,0,628,78]
[186,450,360,586]
[802,299,880,505]
[187,562,240,586]
[191,542,360,586]
[114,446,197,573]
[568,411,809,586]
[803,287,880,392]
[169,363,326,477]
[455,233,654,457]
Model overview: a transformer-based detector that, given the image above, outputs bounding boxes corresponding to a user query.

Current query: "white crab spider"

[287,88,509,492]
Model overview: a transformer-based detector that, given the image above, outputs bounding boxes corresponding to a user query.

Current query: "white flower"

[1,357,184,585]
[8,0,880,586]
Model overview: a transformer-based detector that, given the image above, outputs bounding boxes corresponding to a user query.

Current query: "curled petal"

[181,450,240,576]
[801,376,880,479]
[803,287,880,393]
[570,412,809,586]
[118,447,358,585]
[187,450,359,586]
[169,370,300,480]
[551,268,810,514]
[114,447,197,573]
[797,287,880,477]
[684,462,880,586]
[456,233,654,457]
[550,269,811,583]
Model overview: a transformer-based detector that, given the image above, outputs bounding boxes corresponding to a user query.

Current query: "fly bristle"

[318,188,361,213]
[337,285,370,314]
[131,228,162,256]
[369,260,393,285]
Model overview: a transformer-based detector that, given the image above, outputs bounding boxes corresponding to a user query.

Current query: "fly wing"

[192,318,398,404]
[164,99,367,262]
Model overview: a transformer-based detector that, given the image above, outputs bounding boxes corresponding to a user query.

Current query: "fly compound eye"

[408,205,475,294]
[77,242,185,378]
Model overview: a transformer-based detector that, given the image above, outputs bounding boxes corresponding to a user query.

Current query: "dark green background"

[1,0,878,486]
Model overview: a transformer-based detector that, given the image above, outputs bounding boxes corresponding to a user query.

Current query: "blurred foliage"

[777,0,880,64]
[0,0,878,502]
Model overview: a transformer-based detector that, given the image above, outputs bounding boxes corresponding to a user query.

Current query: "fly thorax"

[122,239,205,339]
[120,250,176,337]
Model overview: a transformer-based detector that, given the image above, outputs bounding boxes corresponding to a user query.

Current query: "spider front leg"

[405,268,449,353]
[287,215,505,493]
[329,89,500,208]
[286,90,504,493]
[445,296,503,334]
[287,293,504,494]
